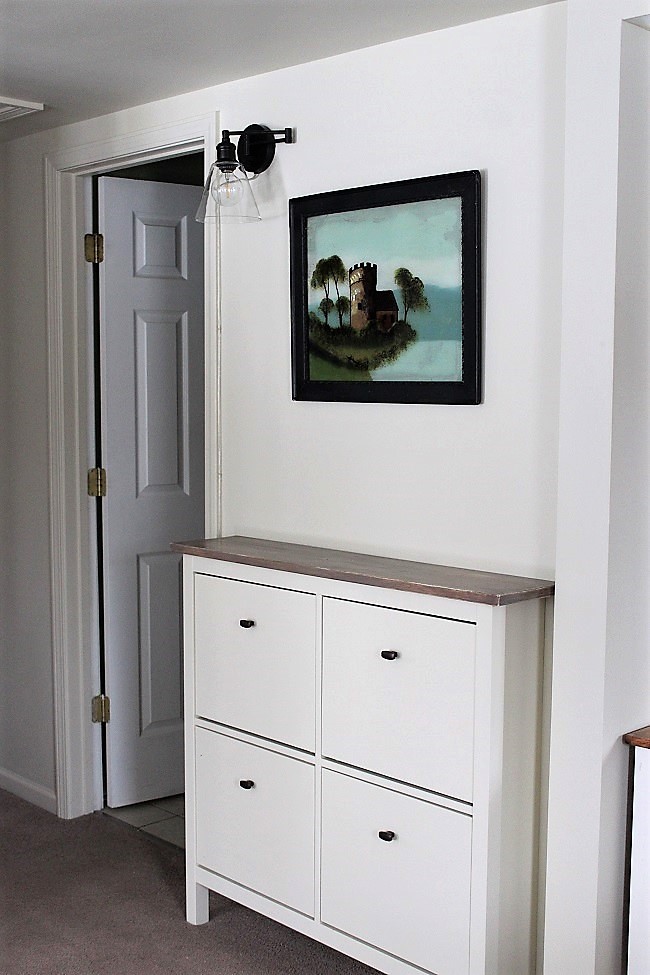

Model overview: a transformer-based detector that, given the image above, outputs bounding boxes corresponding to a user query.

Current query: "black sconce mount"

[216,125,294,177]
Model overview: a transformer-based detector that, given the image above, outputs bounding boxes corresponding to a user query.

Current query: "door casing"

[44,114,220,818]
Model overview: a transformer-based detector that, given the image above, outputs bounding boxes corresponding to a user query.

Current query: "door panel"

[99,176,204,808]
[135,310,191,495]
[137,551,183,732]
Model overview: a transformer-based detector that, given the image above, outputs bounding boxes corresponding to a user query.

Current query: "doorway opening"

[45,115,220,821]
[87,152,205,814]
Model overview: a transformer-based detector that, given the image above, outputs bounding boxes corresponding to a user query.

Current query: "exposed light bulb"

[213,171,244,208]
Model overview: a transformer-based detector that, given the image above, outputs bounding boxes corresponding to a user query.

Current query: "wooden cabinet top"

[171,535,554,607]
[623,726,650,749]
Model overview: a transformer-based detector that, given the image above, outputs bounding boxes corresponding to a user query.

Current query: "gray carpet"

[0,788,378,975]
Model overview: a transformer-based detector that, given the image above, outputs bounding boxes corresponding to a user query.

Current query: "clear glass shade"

[195,163,261,223]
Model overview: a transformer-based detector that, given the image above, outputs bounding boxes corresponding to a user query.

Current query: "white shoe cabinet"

[175,536,554,975]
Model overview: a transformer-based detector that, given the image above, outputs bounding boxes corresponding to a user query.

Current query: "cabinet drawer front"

[322,598,475,800]
[194,574,316,750]
[195,728,315,916]
[321,769,471,975]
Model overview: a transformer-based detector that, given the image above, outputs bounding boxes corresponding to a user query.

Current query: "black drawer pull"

[378,830,396,842]
[239,779,255,790]
[239,619,256,628]
[380,649,400,660]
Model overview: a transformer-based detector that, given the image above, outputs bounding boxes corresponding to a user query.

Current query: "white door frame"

[44,114,220,819]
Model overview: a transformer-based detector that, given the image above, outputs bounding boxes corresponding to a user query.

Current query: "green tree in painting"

[311,255,348,326]
[327,256,347,326]
[335,294,350,327]
[394,267,430,324]
[311,258,332,311]
[319,296,334,325]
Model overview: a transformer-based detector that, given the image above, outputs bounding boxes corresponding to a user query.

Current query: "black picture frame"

[290,171,481,404]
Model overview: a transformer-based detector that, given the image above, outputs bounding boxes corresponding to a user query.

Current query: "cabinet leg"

[186,881,209,925]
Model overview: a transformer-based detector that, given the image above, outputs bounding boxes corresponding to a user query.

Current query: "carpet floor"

[0,788,378,975]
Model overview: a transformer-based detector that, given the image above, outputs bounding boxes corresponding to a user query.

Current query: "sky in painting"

[307,197,462,292]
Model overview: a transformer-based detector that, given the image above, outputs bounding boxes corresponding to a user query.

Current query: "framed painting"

[290,171,481,404]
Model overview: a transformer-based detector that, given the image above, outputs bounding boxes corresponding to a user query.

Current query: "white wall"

[599,21,650,972]
[218,7,566,578]
[542,4,650,974]
[0,140,57,808]
[0,147,11,786]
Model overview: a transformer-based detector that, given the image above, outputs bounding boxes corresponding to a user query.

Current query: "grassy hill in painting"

[308,285,461,380]
[308,316,417,375]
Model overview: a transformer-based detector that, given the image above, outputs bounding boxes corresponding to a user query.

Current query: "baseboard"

[0,766,57,814]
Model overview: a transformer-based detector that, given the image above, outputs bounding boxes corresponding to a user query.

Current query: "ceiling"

[0,0,561,143]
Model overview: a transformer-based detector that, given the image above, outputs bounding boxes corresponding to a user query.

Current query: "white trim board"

[0,766,58,815]
[44,114,221,819]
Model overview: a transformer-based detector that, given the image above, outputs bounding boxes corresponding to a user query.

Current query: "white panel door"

[99,176,204,807]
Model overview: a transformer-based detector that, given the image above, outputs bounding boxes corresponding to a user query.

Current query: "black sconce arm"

[225,124,294,175]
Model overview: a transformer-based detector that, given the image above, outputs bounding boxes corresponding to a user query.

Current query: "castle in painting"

[349,263,398,332]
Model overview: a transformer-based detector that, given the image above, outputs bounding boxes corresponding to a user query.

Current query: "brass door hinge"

[84,232,104,264]
[91,694,110,723]
[87,467,107,498]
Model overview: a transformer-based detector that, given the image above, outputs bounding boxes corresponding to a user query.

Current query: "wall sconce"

[196,124,294,223]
